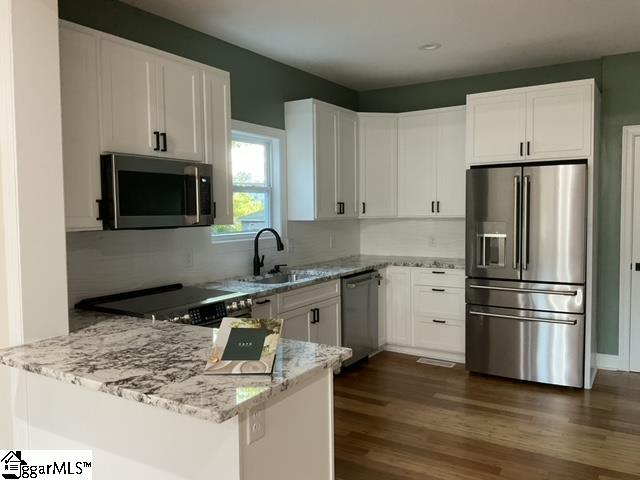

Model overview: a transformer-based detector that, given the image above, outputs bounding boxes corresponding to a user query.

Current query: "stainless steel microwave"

[99,154,214,230]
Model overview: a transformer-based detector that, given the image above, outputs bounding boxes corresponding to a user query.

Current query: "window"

[212,130,275,238]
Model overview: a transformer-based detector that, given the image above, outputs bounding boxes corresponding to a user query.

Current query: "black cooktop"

[75,283,243,318]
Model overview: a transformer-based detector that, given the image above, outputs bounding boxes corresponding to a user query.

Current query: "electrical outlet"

[247,406,266,444]
[185,249,194,267]
[329,233,335,249]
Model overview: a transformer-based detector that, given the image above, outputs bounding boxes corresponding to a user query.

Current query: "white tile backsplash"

[359,218,465,258]
[66,218,465,304]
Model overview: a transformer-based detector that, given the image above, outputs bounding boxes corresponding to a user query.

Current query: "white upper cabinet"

[397,106,465,218]
[60,26,102,231]
[436,107,466,217]
[466,92,526,164]
[338,110,359,218]
[100,39,159,156]
[101,40,205,161]
[60,21,232,230]
[285,99,357,221]
[397,112,437,217]
[359,114,397,218]
[314,102,339,219]
[203,69,233,225]
[156,57,205,162]
[466,79,595,165]
[525,83,592,160]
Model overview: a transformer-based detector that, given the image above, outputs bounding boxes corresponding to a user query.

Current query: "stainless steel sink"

[240,272,313,284]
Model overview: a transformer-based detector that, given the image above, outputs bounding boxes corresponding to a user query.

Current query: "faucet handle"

[259,255,265,267]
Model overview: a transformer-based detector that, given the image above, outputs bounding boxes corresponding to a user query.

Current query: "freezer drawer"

[466,278,585,314]
[466,305,584,387]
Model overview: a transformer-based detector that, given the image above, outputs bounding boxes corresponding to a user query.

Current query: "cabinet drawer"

[413,286,464,319]
[412,268,464,288]
[413,316,464,353]
[277,280,340,314]
[251,295,276,319]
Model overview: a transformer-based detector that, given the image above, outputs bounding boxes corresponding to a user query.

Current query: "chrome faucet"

[253,228,285,276]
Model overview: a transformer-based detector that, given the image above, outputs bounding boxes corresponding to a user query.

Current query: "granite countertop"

[0,311,351,424]
[202,254,464,299]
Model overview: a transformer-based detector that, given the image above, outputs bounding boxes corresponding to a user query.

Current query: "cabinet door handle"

[362,202,366,215]
[519,142,524,156]
[432,319,446,324]
[153,131,160,151]
[160,132,167,152]
[431,201,435,213]
[526,141,531,156]
[431,271,445,274]
[310,308,319,324]
[436,201,440,213]
[255,299,271,305]
[431,288,445,292]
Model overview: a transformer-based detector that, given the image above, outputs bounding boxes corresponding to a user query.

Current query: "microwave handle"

[193,167,201,224]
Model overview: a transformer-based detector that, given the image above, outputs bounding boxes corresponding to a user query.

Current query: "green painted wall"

[360,57,640,355]
[358,60,603,113]
[58,0,358,130]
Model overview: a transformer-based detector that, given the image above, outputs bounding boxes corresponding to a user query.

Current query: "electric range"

[75,283,252,327]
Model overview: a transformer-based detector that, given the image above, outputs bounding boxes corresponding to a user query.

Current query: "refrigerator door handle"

[468,284,578,296]
[469,310,577,326]
[513,176,520,270]
[522,175,530,270]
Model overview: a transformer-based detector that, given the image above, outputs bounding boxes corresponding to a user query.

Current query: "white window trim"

[211,120,287,245]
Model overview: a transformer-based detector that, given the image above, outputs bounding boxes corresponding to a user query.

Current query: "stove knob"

[238,300,246,309]
[246,298,253,307]
[228,302,238,312]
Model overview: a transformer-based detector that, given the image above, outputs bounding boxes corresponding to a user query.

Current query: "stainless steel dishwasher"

[341,270,380,367]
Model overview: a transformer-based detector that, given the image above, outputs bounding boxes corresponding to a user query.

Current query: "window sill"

[211,233,257,245]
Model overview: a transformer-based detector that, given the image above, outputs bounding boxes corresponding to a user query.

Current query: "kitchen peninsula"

[0,312,350,480]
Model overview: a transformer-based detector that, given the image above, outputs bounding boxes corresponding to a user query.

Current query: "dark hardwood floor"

[334,352,640,480]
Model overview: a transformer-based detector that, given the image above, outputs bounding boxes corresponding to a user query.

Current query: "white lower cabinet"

[252,281,341,347]
[385,266,465,361]
[385,267,412,346]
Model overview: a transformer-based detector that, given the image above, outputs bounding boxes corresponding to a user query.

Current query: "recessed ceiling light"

[418,43,441,51]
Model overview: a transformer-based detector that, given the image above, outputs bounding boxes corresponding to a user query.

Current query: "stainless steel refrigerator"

[465,162,587,387]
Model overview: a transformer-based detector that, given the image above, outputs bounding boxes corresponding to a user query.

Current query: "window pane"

[232,140,266,185]
[212,191,268,234]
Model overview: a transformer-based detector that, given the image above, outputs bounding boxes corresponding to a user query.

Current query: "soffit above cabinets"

[122,0,640,90]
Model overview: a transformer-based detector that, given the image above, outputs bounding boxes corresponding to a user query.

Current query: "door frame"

[618,125,640,371]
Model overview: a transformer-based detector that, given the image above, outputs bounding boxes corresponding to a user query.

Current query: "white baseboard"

[597,353,622,371]
[383,344,465,364]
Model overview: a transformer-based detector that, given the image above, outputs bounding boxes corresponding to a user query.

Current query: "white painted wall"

[360,218,465,258]
[66,220,360,304]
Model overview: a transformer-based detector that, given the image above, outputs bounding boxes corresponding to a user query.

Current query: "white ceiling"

[122,0,640,91]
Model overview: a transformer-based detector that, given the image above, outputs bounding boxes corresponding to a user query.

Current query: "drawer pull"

[432,319,446,324]
[432,271,445,274]
[255,299,271,305]
[431,288,445,292]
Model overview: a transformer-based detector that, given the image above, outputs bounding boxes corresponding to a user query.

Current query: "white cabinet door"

[60,26,102,231]
[280,306,311,342]
[251,296,276,319]
[157,58,205,162]
[385,266,412,346]
[100,39,159,155]
[525,84,592,160]
[203,69,233,225]
[466,92,526,164]
[436,108,466,217]
[310,297,341,346]
[314,102,339,219]
[338,110,358,218]
[397,112,437,217]
[359,114,397,217]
